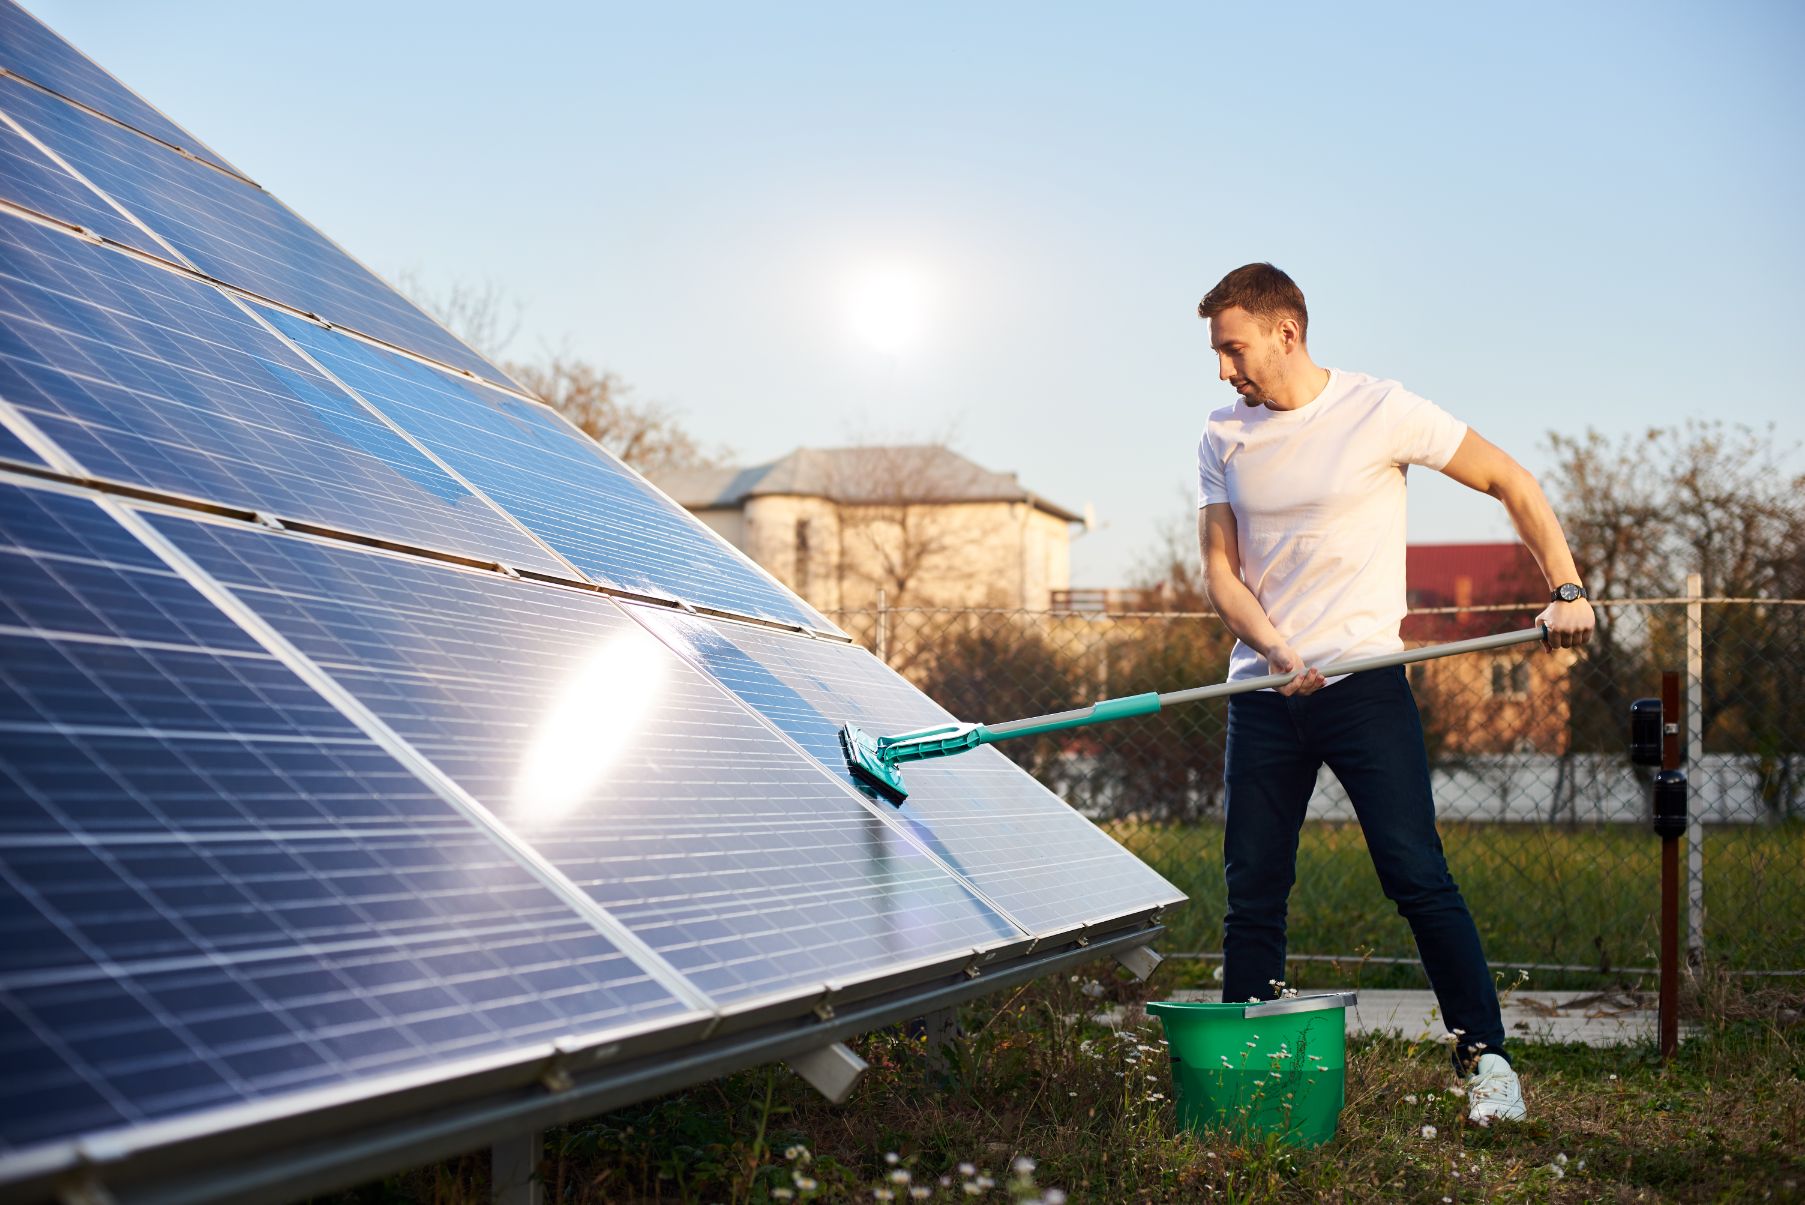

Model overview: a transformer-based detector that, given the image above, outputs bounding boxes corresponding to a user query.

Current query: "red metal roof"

[1403,543,1543,641]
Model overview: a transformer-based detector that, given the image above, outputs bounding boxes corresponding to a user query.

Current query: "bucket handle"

[1243,991,1359,1018]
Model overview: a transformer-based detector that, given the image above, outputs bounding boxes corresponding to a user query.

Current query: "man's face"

[1209,306,1285,405]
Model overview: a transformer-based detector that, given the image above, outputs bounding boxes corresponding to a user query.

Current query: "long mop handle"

[983,623,1548,737]
[842,624,1551,802]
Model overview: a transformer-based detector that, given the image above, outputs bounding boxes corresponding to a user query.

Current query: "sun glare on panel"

[845,262,933,356]
[512,630,669,823]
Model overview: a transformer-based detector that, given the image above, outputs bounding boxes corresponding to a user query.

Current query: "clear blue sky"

[31,1,1804,585]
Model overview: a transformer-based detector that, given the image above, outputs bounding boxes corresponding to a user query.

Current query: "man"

[1195,263,1594,1125]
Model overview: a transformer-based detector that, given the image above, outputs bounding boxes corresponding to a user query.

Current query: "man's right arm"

[1198,504,1325,696]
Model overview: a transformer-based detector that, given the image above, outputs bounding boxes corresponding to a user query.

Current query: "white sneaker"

[1465,1053,1526,1125]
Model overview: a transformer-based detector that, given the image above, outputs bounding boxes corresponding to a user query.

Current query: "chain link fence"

[830,591,1804,980]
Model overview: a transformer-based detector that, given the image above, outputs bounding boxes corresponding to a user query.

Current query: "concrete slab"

[1155,988,1695,1048]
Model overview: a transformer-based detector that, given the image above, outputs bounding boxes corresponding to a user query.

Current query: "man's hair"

[1197,263,1308,341]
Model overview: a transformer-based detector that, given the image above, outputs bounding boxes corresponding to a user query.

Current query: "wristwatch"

[1550,583,1588,603]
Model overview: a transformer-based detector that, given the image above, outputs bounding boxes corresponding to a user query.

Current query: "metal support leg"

[918,1007,959,1079]
[1115,943,1163,982]
[786,1042,868,1104]
[491,1129,543,1205]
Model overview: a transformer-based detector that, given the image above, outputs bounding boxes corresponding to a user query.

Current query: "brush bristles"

[839,723,909,804]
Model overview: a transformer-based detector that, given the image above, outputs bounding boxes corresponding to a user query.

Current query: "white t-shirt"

[1197,368,1468,683]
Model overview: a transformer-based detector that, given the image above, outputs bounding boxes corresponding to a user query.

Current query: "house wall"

[722,494,1074,613]
[1409,646,1576,756]
[690,507,743,549]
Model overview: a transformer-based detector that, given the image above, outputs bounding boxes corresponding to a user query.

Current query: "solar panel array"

[0,1,1183,1192]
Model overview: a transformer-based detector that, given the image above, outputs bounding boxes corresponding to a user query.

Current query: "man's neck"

[1262,362,1333,412]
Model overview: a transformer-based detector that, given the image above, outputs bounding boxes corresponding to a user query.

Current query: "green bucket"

[1146,992,1356,1149]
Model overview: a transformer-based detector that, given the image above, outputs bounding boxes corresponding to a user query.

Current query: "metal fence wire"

[829,590,1805,979]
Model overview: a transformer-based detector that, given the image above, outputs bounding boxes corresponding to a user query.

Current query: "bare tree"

[507,358,718,476]
[1126,488,1212,611]
[826,443,989,609]
[398,272,723,474]
[396,271,523,363]
[1544,420,1804,600]
[1542,420,1805,816]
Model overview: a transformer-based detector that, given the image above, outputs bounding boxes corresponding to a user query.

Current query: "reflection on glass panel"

[153,511,1024,1004]
[633,608,1186,935]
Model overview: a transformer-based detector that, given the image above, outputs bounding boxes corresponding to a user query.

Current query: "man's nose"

[1217,354,1234,381]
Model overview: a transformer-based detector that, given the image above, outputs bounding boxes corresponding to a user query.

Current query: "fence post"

[876,589,888,664]
[1685,573,1705,963]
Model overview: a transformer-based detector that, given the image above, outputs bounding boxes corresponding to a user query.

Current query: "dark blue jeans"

[1221,665,1506,1071]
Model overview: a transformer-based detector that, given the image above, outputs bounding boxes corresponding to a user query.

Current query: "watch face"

[1557,584,1582,602]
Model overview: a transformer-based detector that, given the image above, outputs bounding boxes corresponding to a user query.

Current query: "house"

[1404,543,1573,755]
[652,446,1084,612]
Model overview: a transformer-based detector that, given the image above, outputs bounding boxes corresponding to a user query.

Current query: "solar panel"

[0,73,511,388]
[0,8,1182,1198]
[630,608,1186,935]
[0,107,161,252]
[261,307,838,631]
[0,476,695,1154]
[0,5,238,173]
[0,213,567,573]
[149,508,1026,1006]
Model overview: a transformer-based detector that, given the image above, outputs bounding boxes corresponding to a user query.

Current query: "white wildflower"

[1421,1125,1438,1139]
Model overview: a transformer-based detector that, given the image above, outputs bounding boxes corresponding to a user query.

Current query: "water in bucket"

[1146,991,1356,1149]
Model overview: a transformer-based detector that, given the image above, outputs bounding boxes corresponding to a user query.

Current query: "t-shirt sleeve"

[1197,429,1228,507]
[1388,387,1468,470]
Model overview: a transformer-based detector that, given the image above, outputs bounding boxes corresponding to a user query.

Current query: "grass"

[317,964,1804,1204]
[1109,820,1805,986]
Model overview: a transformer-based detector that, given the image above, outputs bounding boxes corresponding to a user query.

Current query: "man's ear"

[1277,316,1303,352]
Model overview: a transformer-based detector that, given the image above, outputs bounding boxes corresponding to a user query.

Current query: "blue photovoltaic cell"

[0,74,510,387]
[632,609,1187,936]
[152,510,1026,1004]
[262,308,837,633]
[0,2,238,173]
[0,110,160,251]
[0,479,688,1154]
[0,213,566,574]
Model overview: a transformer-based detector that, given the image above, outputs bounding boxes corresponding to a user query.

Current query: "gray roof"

[653,446,1083,522]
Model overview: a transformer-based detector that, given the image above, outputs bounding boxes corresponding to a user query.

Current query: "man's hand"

[1267,643,1326,696]
[1535,598,1596,650]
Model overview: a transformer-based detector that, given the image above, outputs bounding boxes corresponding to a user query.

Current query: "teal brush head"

[839,722,909,804]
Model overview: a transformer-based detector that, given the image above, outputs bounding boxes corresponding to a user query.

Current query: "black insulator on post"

[1630,698,1664,767]
[1653,769,1689,839]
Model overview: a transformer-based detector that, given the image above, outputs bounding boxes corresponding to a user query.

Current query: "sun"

[845,262,932,357]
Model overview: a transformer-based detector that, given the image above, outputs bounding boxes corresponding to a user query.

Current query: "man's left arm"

[1437,429,1596,650]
